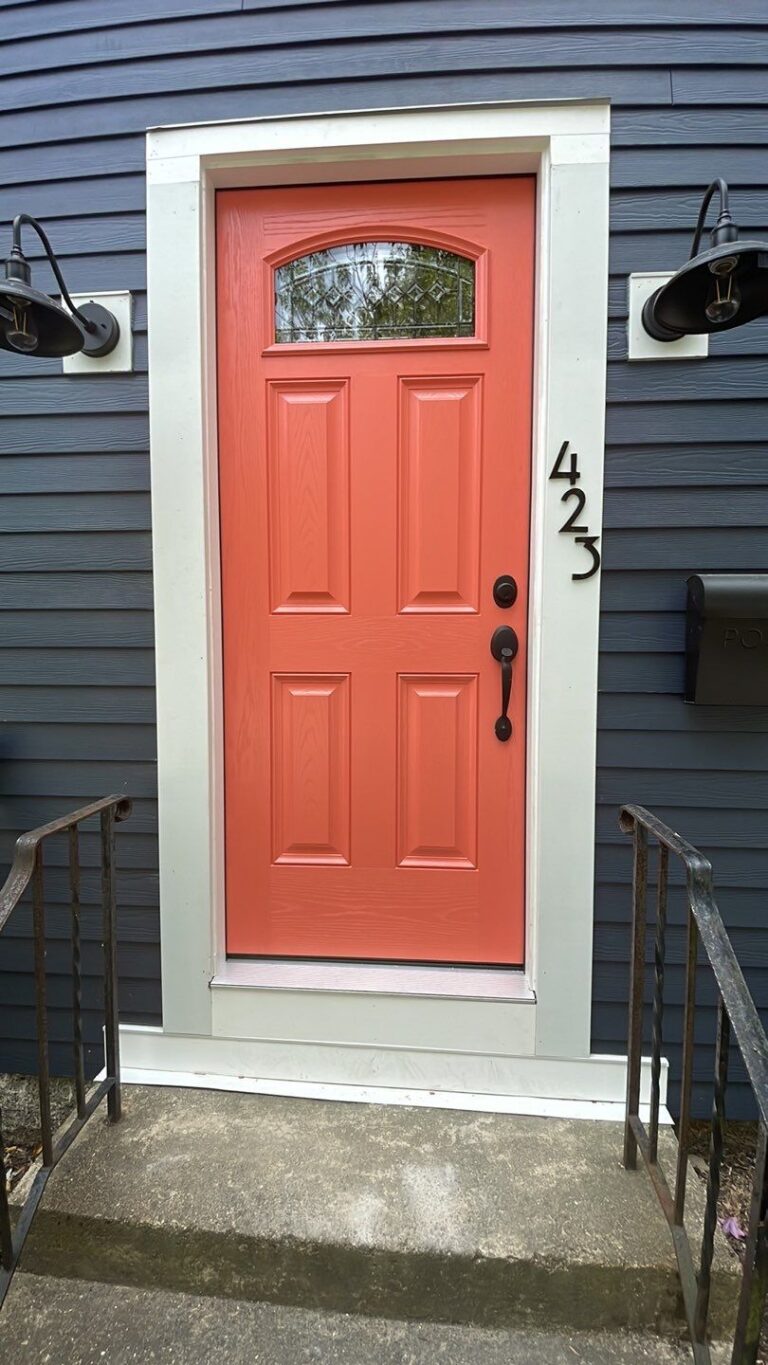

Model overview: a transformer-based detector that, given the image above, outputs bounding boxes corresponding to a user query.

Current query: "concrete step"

[0,1274,718,1364]
[9,1085,739,1339]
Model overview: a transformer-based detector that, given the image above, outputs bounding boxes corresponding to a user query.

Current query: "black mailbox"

[686,574,768,705]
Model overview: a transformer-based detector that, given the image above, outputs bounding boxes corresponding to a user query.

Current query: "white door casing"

[133,100,634,1113]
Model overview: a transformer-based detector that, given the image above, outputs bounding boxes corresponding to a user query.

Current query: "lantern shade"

[0,274,84,357]
[644,239,768,341]
[0,212,120,360]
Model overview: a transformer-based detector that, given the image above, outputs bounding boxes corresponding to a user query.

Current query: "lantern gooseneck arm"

[689,178,733,260]
[10,213,97,334]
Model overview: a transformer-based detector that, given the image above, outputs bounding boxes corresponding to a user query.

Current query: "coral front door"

[217,177,534,964]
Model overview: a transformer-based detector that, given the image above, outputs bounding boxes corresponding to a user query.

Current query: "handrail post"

[623,819,647,1170]
[32,846,53,1168]
[649,842,668,1165]
[675,909,699,1226]
[69,823,86,1120]
[694,997,730,1341]
[732,1122,768,1362]
[0,1106,12,1272]
[101,805,121,1124]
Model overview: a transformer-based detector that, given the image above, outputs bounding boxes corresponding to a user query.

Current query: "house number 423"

[549,440,601,582]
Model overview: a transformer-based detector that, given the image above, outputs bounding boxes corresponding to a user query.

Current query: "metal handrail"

[0,794,131,1309]
[621,803,768,1365]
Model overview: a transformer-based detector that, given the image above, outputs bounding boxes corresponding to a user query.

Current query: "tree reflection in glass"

[275,241,475,342]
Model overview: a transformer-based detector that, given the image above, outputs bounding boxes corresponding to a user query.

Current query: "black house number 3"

[549,441,601,582]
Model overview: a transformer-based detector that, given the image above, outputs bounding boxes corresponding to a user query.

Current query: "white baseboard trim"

[118,1025,672,1124]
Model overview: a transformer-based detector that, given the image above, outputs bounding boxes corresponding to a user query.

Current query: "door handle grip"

[490,625,518,741]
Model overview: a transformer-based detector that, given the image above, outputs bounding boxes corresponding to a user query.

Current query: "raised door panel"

[398,377,481,614]
[272,673,350,865]
[267,380,350,614]
[397,674,478,869]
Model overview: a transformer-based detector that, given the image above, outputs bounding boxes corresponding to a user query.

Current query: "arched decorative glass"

[274,241,475,343]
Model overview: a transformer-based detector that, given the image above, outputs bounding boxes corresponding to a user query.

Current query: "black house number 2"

[549,441,601,582]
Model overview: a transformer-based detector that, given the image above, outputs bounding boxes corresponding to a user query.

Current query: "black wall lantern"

[642,178,768,342]
[0,214,120,359]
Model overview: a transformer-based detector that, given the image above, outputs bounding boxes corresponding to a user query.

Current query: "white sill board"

[211,958,535,1002]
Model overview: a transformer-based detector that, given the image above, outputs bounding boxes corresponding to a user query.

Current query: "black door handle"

[490,625,518,741]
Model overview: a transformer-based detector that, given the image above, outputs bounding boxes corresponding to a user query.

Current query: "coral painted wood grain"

[217,177,534,963]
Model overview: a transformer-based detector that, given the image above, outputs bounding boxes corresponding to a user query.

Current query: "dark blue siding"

[0,0,766,1115]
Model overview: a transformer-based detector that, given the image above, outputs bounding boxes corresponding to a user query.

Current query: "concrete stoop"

[3,1086,739,1357]
[0,1277,727,1364]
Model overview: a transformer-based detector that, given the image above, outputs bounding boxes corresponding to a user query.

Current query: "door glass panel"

[275,242,475,343]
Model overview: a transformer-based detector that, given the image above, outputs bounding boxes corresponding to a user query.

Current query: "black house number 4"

[549,441,601,582]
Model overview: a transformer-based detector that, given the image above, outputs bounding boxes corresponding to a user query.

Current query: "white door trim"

[142,99,611,1102]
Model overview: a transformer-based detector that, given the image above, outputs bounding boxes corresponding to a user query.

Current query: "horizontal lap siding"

[0,0,765,1115]
[600,43,768,1117]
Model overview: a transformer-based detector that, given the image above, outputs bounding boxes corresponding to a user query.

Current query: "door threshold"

[211,958,535,1002]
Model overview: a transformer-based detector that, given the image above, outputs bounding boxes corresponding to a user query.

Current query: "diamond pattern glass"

[275,242,475,343]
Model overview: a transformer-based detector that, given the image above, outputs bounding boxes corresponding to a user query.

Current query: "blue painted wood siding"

[0,0,766,1115]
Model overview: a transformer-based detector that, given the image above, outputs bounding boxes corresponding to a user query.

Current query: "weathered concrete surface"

[0,1274,723,1364]
[12,1086,739,1337]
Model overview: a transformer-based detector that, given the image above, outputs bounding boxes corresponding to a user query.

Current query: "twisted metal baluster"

[694,997,730,1343]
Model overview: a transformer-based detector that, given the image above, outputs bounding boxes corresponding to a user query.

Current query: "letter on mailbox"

[686,574,768,705]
